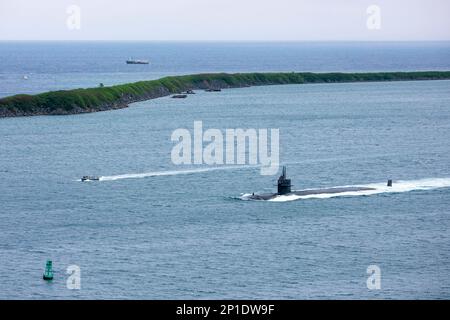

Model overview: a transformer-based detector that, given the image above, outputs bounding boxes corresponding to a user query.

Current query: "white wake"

[99,165,258,181]
[241,177,450,202]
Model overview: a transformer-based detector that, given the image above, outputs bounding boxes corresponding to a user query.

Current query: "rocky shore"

[1,71,450,117]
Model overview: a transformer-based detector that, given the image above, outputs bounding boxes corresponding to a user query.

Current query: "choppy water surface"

[0,42,450,299]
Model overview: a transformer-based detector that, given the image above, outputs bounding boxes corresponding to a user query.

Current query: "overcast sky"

[0,0,449,41]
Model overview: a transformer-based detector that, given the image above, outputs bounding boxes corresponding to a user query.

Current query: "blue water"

[1,41,450,97]
[0,42,450,299]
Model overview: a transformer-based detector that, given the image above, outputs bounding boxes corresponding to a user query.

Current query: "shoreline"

[1,71,450,118]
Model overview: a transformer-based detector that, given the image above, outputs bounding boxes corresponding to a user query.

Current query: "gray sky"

[0,0,449,41]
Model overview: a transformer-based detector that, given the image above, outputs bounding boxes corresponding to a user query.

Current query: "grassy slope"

[1,71,450,117]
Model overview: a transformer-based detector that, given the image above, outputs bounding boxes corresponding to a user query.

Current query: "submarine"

[247,167,392,201]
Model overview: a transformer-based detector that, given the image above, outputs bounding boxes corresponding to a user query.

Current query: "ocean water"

[0,42,450,299]
[1,41,450,97]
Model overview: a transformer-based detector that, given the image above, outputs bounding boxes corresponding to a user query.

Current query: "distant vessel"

[81,176,100,182]
[172,94,188,99]
[247,166,390,201]
[126,58,149,65]
[205,88,221,92]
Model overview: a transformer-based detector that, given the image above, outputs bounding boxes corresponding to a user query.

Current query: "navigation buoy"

[387,179,393,187]
[43,260,54,281]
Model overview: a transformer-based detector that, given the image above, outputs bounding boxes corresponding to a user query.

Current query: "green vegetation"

[1,71,450,117]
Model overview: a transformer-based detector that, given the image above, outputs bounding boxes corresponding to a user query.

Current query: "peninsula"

[1,71,449,117]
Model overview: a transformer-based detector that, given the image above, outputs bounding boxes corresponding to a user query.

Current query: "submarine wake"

[241,177,450,202]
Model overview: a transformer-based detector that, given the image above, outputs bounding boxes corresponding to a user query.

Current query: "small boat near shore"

[205,88,221,92]
[172,94,188,99]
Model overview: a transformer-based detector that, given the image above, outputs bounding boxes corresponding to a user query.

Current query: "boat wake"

[98,165,257,181]
[79,154,401,182]
[240,177,450,202]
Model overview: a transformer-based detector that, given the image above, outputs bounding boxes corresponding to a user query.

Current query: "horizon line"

[1,39,450,43]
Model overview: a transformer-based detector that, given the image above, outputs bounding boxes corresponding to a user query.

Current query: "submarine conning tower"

[277,166,292,195]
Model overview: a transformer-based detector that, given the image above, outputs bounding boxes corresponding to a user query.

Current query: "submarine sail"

[277,166,291,195]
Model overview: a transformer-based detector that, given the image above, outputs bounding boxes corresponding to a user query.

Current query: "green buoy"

[43,260,54,281]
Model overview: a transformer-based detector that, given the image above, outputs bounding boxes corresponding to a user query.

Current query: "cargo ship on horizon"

[126,58,150,64]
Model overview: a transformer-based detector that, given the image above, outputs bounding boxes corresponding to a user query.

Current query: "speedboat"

[81,176,100,182]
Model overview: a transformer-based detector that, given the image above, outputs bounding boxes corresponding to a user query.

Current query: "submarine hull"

[247,186,376,201]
